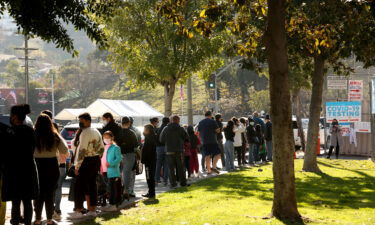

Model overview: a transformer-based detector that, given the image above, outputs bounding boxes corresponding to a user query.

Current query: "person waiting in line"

[101,131,123,212]
[155,117,170,186]
[69,113,104,219]
[255,124,266,164]
[223,120,236,171]
[33,114,68,225]
[264,115,273,161]
[232,117,246,167]
[215,114,225,169]
[160,115,189,188]
[101,112,124,147]
[246,118,258,165]
[141,124,158,198]
[327,119,343,159]
[239,118,248,165]
[2,104,39,225]
[187,126,200,178]
[120,117,139,199]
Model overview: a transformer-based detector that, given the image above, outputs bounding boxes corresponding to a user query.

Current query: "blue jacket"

[106,144,123,178]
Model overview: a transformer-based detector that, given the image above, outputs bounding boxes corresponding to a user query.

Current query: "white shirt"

[74,127,104,170]
[233,124,246,147]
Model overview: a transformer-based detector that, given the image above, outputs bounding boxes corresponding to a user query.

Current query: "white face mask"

[250,122,255,126]
[102,120,108,126]
[103,139,112,145]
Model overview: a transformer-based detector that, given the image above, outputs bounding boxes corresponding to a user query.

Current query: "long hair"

[187,125,198,149]
[35,113,60,152]
[225,120,235,130]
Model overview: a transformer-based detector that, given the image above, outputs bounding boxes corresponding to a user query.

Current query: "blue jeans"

[266,140,272,161]
[122,153,136,194]
[54,166,66,212]
[155,146,169,183]
[248,144,255,164]
[224,140,234,171]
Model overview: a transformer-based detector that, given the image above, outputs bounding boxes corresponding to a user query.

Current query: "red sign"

[348,80,363,101]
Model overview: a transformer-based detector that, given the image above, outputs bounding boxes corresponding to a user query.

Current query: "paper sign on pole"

[354,122,371,133]
[326,101,361,123]
[348,80,363,101]
[327,76,347,90]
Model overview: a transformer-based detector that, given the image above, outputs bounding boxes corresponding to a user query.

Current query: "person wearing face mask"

[101,131,123,212]
[69,113,104,219]
[2,104,38,225]
[101,112,124,148]
[246,117,258,165]
[327,119,343,159]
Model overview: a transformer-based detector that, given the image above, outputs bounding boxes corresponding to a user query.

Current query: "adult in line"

[141,124,157,198]
[239,118,248,164]
[197,111,221,174]
[150,117,160,132]
[233,117,246,167]
[70,113,104,219]
[102,112,124,146]
[121,117,139,199]
[155,117,170,186]
[160,115,189,188]
[264,115,273,161]
[33,114,68,225]
[215,114,225,168]
[327,119,343,159]
[41,110,59,131]
[2,104,39,225]
[253,111,265,132]
[223,120,236,171]
[187,126,200,178]
[246,118,258,164]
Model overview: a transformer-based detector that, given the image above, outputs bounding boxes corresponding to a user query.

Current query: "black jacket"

[120,128,138,154]
[223,126,235,142]
[246,125,258,144]
[216,120,224,140]
[2,125,39,201]
[102,121,124,148]
[160,123,188,152]
[141,133,157,164]
[264,121,272,141]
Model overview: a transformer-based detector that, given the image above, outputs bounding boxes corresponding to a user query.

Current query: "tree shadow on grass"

[143,198,160,205]
[73,212,122,225]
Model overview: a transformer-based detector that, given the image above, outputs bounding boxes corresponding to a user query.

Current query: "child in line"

[102,131,123,212]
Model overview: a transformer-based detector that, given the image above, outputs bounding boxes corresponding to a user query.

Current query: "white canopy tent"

[55,108,85,121]
[85,99,164,126]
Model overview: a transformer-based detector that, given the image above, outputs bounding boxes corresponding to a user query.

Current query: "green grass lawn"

[82,159,375,225]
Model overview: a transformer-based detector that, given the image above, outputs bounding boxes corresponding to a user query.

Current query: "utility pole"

[371,78,375,162]
[15,35,38,104]
[187,77,193,126]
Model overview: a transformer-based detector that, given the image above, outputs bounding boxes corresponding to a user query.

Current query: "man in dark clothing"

[150,117,159,131]
[160,115,189,188]
[197,111,221,174]
[102,112,124,148]
[129,117,142,148]
[215,114,225,168]
[253,111,265,132]
[264,115,273,161]
[141,124,157,198]
[121,117,139,198]
[155,117,170,185]
[246,118,257,164]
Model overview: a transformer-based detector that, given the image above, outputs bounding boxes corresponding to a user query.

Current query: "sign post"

[371,79,375,161]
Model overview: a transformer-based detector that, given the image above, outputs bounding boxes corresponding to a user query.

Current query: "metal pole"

[370,79,375,162]
[187,77,193,126]
[51,72,55,120]
[214,74,218,113]
[24,35,29,104]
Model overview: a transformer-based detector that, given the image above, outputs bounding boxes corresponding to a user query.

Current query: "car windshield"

[61,128,78,141]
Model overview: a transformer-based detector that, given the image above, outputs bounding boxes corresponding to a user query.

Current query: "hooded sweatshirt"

[159,123,188,153]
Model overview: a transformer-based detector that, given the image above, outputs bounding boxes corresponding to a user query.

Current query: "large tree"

[103,0,223,116]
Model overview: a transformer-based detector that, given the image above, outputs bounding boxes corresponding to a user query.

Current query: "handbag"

[67,148,78,178]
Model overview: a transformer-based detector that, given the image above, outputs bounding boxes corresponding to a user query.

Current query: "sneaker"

[85,211,97,217]
[101,205,118,212]
[211,168,220,174]
[52,211,61,221]
[68,212,84,219]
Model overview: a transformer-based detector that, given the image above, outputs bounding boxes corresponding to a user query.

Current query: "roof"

[55,108,85,120]
[85,99,164,119]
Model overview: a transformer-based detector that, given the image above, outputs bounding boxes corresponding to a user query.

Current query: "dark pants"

[167,152,186,187]
[328,144,340,159]
[217,139,225,167]
[34,158,59,220]
[241,144,247,164]
[11,199,32,225]
[109,177,122,206]
[253,144,260,162]
[74,156,101,209]
[235,146,243,166]
[145,161,156,196]
[184,156,191,177]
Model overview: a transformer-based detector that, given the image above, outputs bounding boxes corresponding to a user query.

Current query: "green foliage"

[248,89,270,113]
[0,0,114,55]
[0,60,23,88]
[80,159,375,225]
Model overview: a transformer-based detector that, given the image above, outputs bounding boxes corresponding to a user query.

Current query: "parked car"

[301,118,328,148]
[292,117,302,150]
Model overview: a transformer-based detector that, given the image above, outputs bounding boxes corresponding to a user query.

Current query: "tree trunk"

[163,81,176,117]
[303,55,325,173]
[292,89,306,151]
[265,0,301,221]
